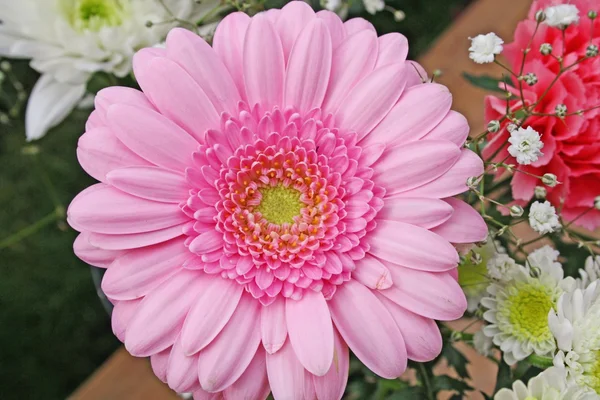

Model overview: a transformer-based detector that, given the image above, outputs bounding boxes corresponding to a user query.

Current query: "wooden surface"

[71,0,532,398]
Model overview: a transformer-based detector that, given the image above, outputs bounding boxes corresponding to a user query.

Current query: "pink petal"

[336,63,407,140]
[329,280,407,379]
[167,336,201,393]
[377,197,454,229]
[112,298,142,342]
[224,347,270,400]
[125,269,204,357]
[85,110,103,131]
[266,338,309,400]
[73,232,123,267]
[77,127,153,183]
[188,230,223,254]
[375,33,408,69]
[353,254,393,290]
[151,349,171,383]
[213,12,250,101]
[284,19,332,113]
[368,220,458,271]
[261,297,288,354]
[373,140,461,195]
[401,149,483,198]
[422,110,470,146]
[378,265,467,321]
[68,183,188,234]
[101,238,189,301]
[322,30,378,114]
[88,223,186,250]
[377,294,442,362]
[361,83,452,147]
[243,14,285,110]
[135,57,219,143]
[106,166,189,203]
[316,10,346,48]
[313,328,349,400]
[192,389,223,400]
[286,291,334,376]
[198,293,262,392]
[94,86,154,124]
[107,104,198,172]
[431,198,487,244]
[166,28,241,114]
[275,1,316,61]
[344,18,376,36]
[180,277,244,355]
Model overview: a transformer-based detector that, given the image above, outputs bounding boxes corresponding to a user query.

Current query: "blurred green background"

[0,1,470,398]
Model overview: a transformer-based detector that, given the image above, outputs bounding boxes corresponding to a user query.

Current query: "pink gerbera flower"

[68,2,487,399]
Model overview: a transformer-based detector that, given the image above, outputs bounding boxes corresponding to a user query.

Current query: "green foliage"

[462,72,513,93]
[494,360,513,393]
[442,343,471,379]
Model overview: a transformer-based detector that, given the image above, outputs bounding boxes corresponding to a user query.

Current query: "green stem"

[418,363,434,400]
[0,209,62,250]
[526,354,554,369]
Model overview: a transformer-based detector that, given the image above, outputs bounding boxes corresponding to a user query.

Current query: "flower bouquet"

[1,0,600,399]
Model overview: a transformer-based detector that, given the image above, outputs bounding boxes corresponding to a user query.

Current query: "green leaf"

[442,345,470,379]
[386,386,425,400]
[494,360,513,393]
[462,72,513,93]
[433,375,472,393]
[86,72,114,95]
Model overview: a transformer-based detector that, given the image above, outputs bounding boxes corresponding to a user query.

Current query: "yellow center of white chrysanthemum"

[60,0,126,31]
[255,185,303,225]
[581,350,600,393]
[501,282,555,343]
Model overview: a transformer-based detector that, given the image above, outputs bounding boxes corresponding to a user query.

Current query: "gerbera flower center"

[503,282,554,342]
[255,185,303,225]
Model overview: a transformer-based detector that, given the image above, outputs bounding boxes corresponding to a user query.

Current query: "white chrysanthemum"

[481,248,570,365]
[363,0,384,15]
[468,32,504,64]
[529,201,561,234]
[458,240,507,312]
[0,0,219,140]
[474,329,494,357]
[549,281,600,395]
[508,126,544,165]
[495,367,598,400]
[545,4,580,28]
[578,256,600,289]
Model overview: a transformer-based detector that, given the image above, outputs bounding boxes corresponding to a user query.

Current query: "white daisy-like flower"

[481,249,570,365]
[468,32,504,64]
[544,4,580,28]
[495,367,598,400]
[508,126,544,165]
[488,253,521,282]
[0,0,220,140]
[363,0,385,15]
[529,201,561,234]
[578,256,600,289]
[549,281,600,395]
[458,240,507,312]
[474,329,494,357]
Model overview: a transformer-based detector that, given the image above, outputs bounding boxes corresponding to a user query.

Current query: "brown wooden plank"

[71,1,533,399]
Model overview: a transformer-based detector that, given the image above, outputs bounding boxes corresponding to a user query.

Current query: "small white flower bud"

[0,61,11,72]
[470,252,483,265]
[524,72,538,86]
[507,123,518,133]
[586,44,599,57]
[542,173,558,187]
[555,104,567,117]
[595,195,600,210]
[589,10,598,19]
[467,176,479,189]
[393,10,405,22]
[487,120,500,133]
[509,205,524,217]
[535,10,546,22]
[0,113,9,125]
[540,43,553,55]
[535,186,547,199]
[0,70,4,83]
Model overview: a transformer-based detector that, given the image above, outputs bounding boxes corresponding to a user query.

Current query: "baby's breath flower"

[545,4,580,28]
[555,104,568,117]
[540,43,553,55]
[524,72,538,86]
[529,201,561,234]
[508,126,544,165]
[535,186,547,199]
[587,44,599,57]
[469,33,504,64]
[542,173,559,187]
[510,205,524,217]
[363,0,384,14]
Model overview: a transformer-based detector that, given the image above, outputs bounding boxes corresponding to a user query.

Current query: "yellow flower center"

[583,350,600,393]
[255,185,303,225]
[502,282,555,343]
[61,0,126,31]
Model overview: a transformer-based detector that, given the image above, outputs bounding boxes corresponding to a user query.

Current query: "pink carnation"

[69,2,486,399]
[483,0,600,230]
